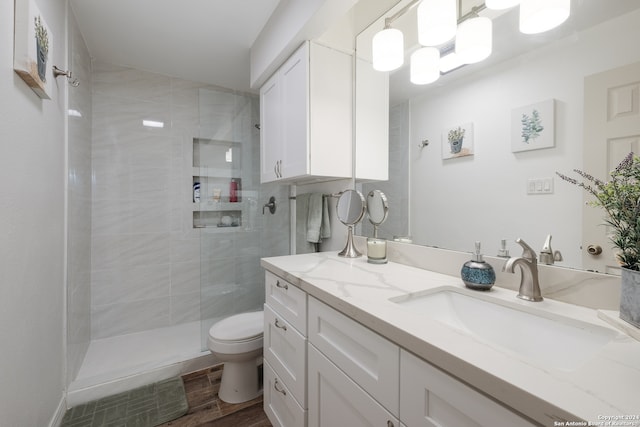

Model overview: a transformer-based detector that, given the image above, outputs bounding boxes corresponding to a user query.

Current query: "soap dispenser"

[461,241,496,291]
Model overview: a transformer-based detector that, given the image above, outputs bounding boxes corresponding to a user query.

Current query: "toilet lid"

[209,311,264,342]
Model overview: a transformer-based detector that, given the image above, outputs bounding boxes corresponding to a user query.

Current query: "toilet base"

[218,359,263,404]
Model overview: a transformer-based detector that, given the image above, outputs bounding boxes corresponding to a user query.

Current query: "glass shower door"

[197,88,289,350]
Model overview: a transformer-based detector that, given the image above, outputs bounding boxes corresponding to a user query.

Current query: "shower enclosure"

[66,51,289,404]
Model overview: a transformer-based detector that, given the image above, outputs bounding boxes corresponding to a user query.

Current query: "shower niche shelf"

[192,138,245,229]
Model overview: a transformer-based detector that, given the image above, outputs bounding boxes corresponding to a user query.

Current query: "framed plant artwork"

[442,122,474,160]
[14,0,53,99]
[511,99,555,152]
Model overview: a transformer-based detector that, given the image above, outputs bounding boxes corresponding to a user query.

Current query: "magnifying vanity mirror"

[336,190,366,258]
[366,190,389,264]
[367,190,389,238]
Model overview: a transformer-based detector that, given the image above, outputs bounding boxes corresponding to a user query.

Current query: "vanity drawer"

[265,271,307,334]
[264,304,307,407]
[308,296,399,416]
[400,350,536,427]
[264,359,307,427]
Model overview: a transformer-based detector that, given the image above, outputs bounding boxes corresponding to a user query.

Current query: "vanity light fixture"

[519,0,570,34]
[485,0,520,10]
[455,14,492,64]
[417,0,457,47]
[372,26,404,71]
[371,0,571,84]
[410,47,441,84]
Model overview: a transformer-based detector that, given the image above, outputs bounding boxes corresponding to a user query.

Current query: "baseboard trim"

[48,395,66,427]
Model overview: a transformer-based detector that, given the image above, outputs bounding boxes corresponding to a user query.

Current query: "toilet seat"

[208,311,264,355]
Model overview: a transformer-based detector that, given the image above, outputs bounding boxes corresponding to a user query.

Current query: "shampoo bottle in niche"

[193,182,200,203]
[461,241,495,290]
[229,179,238,203]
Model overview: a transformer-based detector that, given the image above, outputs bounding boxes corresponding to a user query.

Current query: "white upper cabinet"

[260,41,353,184]
[355,56,389,182]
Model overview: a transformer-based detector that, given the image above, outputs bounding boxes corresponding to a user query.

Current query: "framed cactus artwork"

[13,0,53,99]
[442,122,474,160]
[511,99,555,152]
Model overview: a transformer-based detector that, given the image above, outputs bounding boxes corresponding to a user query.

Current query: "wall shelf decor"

[511,99,556,152]
[442,122,474,160]
[14,0,53,99]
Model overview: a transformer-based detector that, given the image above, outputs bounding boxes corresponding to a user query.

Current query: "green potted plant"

[557,152,640,328]
[34,15,48,83]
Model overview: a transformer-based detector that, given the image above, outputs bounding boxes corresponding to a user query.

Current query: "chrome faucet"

[539,234,563,265]
[503,238,543,302]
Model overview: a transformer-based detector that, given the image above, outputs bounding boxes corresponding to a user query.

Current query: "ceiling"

[70,0,281,93]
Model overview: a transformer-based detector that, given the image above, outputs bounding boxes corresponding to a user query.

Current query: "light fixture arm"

[385,0,488,29]
[384,0,422,28]
[458,3,487,23]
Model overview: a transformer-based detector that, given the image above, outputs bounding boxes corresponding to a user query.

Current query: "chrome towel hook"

[53,65,80,87]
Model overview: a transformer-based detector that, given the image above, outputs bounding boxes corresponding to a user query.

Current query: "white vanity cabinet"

[263,266,536,427]
[259,41,352,184]
[400,350,536,427]
[263,271,308,427]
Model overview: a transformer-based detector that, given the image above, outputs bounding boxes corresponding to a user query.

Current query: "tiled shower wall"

[90,62,289,340]
[67,9,93,384]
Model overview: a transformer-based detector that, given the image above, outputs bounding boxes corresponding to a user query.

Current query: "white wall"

[409,9,640,269]
[0,0,67,425]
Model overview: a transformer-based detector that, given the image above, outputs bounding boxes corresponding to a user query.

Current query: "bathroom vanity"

[261,250,640,427]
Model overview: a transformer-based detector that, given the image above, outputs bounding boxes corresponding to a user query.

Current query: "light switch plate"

[527,177,554,195]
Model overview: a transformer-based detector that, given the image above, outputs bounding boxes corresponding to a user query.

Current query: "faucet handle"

[515,238,537,261]
[539,234,554,265]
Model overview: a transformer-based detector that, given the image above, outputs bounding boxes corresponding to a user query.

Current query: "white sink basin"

[390,287,617,371]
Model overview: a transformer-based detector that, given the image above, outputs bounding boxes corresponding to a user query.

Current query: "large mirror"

[356,0,640,272]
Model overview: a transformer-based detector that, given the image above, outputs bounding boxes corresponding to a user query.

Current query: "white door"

[583,61,640,273]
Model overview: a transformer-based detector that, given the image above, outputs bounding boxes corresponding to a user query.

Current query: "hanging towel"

[296,193,316,254]
[307,193,331,244]
[296,193,332,254]
[320,195,331,240]
[306,193,324,244]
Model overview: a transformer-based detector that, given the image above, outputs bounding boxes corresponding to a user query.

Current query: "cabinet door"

[264,360,306,427]
[400,350,536,427]
[355,55,389,181]
[280,42,309,180]
[308,344,399,427]
[264,305,307,408]
[260,71,282,183]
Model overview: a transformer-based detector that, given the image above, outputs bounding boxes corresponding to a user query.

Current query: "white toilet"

[207,310,264,403]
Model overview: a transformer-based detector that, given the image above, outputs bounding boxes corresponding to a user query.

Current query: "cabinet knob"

[274,379,287,396]
[275,280,288,290]
[387,421,394,427]
[275,318,287,331]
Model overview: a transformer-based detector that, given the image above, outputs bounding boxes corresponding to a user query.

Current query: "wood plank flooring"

[157,365,272,427]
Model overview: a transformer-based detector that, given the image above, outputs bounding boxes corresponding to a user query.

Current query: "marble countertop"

[261,252,640,427]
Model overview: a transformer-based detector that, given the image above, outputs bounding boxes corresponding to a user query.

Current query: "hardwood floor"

[158,365,272,427]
